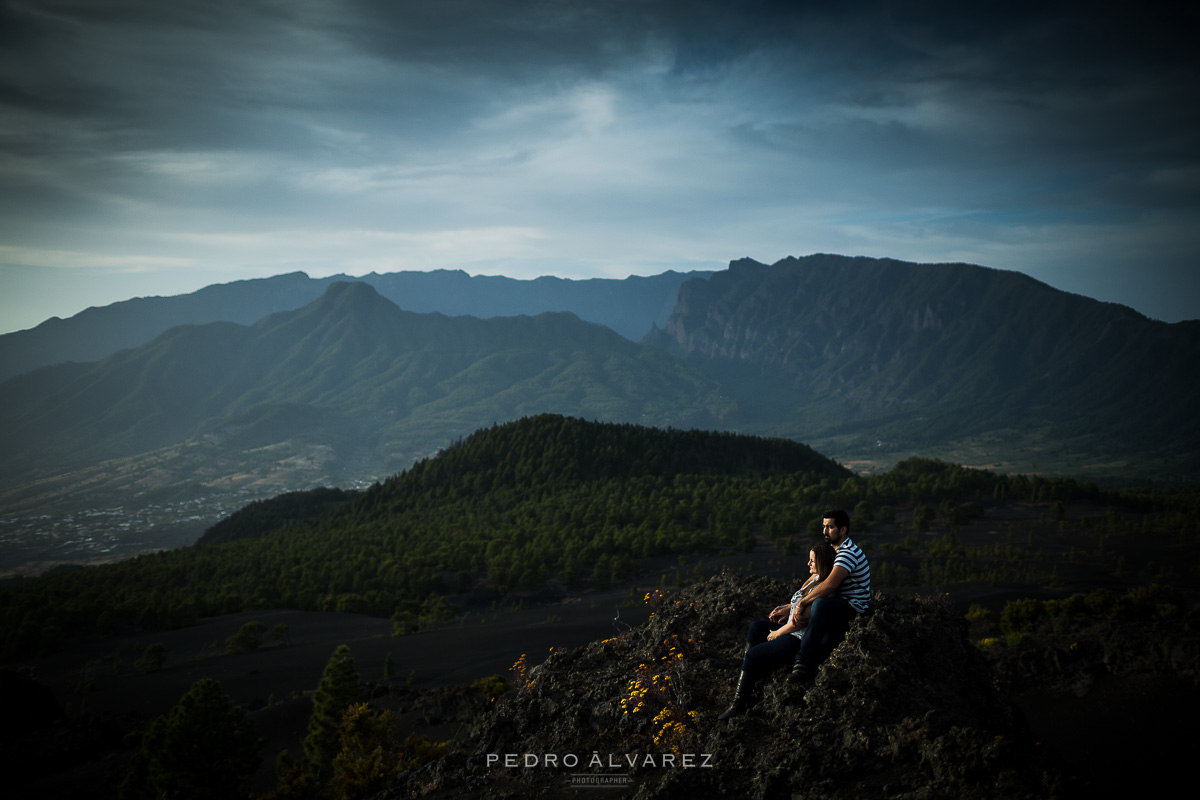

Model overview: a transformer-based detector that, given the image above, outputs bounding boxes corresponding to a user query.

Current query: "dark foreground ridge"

[385,574,1067,799]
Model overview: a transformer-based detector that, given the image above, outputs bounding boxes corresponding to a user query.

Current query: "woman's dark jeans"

[741,619,803,681]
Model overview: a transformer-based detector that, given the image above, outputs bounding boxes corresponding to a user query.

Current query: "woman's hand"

[766,628,780,641]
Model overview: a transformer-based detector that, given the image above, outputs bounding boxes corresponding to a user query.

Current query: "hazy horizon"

[2,252,1193,338]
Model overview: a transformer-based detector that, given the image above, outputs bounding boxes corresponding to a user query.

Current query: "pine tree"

[135,642,168,673]
[304,644,361,779]
[226,621,268,653]
[121,677,261,800]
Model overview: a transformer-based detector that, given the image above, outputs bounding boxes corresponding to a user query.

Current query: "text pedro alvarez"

[487,752,715,769]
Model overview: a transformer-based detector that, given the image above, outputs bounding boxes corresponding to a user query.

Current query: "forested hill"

[0,416,854,659]
[196,487,358,546]
[373,413,848,507]
[2,414,1179,664]
[196,414,848,546]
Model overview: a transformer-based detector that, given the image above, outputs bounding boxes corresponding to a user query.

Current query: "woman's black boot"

[717,671,754,720]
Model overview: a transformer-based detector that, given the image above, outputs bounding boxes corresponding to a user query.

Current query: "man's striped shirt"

[834,536,871,612]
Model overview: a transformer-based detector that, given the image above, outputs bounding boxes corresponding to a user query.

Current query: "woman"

[717,542,835,720]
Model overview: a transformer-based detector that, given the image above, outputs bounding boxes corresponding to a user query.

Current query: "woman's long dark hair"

[810,542,836,582]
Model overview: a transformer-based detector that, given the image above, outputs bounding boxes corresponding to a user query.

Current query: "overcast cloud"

[1,0,1197,332]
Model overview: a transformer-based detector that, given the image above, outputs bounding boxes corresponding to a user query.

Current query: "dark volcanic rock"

[969,602,1200,799]
[981,612,1200,695]
[386,574,1067,799]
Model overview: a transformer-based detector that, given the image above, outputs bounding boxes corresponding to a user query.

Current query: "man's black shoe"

[786,661,814,685]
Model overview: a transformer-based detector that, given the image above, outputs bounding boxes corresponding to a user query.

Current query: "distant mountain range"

[1,254,1196,520]
[0,268,707,382]
[0,282,729,513]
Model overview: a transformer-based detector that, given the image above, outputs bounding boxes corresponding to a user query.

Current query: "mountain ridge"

[0,268,709,382]
[0,283,733,509]
[2,253,1197,535]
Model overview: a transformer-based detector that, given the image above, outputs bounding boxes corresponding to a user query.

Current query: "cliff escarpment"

[643,254,1200,471]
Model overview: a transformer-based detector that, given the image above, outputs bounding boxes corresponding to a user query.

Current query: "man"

[788,508,870,683]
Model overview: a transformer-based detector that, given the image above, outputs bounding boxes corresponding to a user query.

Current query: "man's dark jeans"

[795,596,858,669]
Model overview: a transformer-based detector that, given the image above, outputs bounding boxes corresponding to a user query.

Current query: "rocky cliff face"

[647,254,1195,410]
[642,254,1200,473]
[388,574,1067,799]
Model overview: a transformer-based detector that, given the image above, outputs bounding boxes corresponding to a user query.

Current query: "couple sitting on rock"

[719,508,872,719]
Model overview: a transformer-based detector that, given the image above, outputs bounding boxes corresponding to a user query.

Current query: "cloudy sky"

[1,0,1197,333]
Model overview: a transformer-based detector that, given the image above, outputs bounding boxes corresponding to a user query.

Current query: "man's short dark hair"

[823,509,850,532]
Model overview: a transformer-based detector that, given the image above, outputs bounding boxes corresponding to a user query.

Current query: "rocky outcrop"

[387,574,1068,799]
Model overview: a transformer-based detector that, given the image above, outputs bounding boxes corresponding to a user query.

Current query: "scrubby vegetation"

[967,586,1200,717]
[256,644,458,800]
